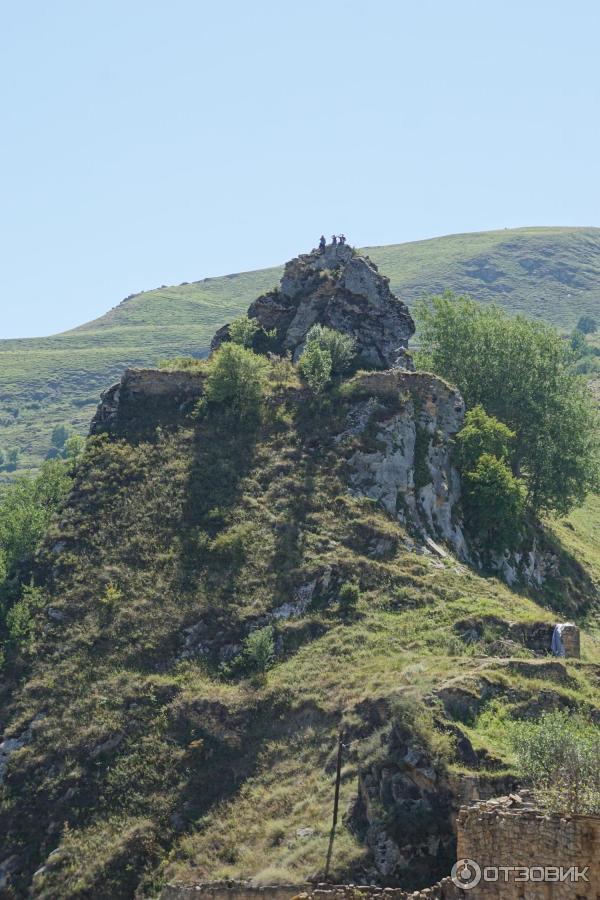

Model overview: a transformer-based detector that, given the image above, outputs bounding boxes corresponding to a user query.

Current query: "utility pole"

[324,728,344,882]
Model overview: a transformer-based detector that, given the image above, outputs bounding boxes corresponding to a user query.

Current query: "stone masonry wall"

[160,881,465,900]
[457,799,600,898]
[160,882,306,900]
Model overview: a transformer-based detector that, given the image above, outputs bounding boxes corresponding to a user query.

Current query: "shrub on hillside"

[228,315,261,348]
[242,625,275,674]
[338,581,360,619]
[0,458,72,585]
[6,448,19,470]
[576,315,597,334]
[6,582,44,655]
[51,424,70,449]
[454,405,525,552]
[510,710,600,815]
[298,343,332,394]
[210,522,254,570]
[304,324,356,375]
[205,343,271,419]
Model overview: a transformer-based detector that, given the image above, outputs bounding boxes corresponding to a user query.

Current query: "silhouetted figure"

[339,234,346,245]
[331,234,337,245]
[319,235,326,250]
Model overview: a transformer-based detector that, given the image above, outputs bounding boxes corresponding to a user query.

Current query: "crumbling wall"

[160,883,306,900]
[90,367,205,434]
[457,798,600,898]
[160,881,464,900]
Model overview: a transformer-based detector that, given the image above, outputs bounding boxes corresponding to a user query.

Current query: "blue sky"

[1,0,599,338]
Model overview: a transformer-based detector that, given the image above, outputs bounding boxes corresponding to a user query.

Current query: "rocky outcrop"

[352,732,456,889]
[338,371,468,559]
[212,241,415,370]
[90,368,204,435]
[350,716,518,891]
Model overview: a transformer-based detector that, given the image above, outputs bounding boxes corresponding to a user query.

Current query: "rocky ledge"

[212,241,415,370]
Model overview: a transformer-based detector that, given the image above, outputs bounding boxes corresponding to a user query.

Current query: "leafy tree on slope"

[416,293,600,515]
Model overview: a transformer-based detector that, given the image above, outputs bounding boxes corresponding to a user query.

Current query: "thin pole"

[324,728,344,882]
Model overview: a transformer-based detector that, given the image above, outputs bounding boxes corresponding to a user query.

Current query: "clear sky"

[1,0,599,338]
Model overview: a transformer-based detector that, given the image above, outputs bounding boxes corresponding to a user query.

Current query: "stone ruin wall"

[160,881,463,900]
[457,801,600,899]
[160,883,307,900]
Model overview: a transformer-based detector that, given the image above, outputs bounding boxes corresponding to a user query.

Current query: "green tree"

[0,459,72,580]
[228,315,261,348]
[51,424,70,449]
[299,344,332,394]
[510,710,600,815]
[304,324,356,375]
[576,315,597,335]
[6,582,45,653]
[205,343,271,419]
[64,433,85,460]
[454,405,516,472]
[462,453,525,551]
[455,408,525,551]
[416,293,600,514]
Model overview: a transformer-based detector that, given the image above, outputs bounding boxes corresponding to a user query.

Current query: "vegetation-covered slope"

[2,226,600,473]
[1,355,600,898]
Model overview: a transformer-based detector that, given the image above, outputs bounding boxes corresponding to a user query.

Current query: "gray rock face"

[351,718,456,889]
[338,371,468,559]
[212,241,415,369]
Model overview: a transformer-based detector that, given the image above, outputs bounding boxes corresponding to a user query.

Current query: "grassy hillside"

[2,226,600,474]
[1,361,600,898]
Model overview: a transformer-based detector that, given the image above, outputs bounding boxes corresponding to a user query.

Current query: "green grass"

[2,226,600,474]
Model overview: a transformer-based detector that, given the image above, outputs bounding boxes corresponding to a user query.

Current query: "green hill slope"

[1,362,600,898]
[2,226,600,472]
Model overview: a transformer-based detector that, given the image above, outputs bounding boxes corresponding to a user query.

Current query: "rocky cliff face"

[337,371,468,560]
[212,242,415,370]
[349,702,518,890]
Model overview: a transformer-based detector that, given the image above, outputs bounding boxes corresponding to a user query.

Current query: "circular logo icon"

[451,858,482,890]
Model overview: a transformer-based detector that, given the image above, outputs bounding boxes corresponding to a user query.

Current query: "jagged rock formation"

[212,241,415,369]
[351,722,456,888]
[349,703,517,890]
[337,371,468,560]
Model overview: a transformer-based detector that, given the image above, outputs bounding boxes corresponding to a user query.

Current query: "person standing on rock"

[339,234,346,245]
[319,235,326,250]
[331,234,337,245]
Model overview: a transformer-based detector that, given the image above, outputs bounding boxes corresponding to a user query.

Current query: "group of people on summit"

[319,233,346,250]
